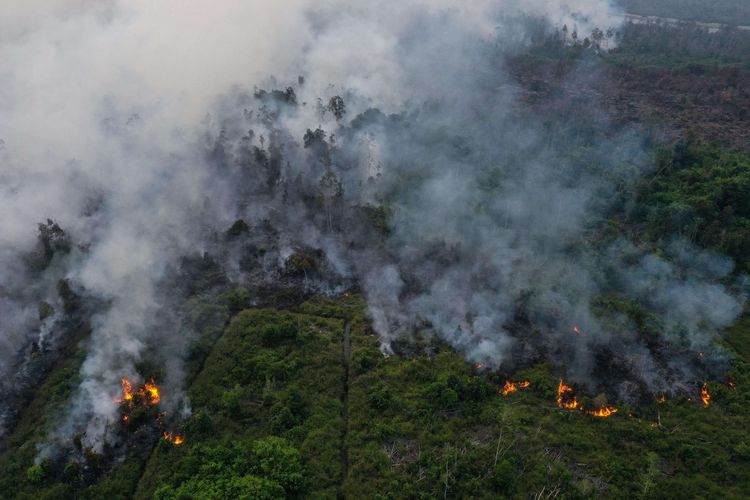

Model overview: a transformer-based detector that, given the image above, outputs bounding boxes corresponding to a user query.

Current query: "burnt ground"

[509,57,750,151]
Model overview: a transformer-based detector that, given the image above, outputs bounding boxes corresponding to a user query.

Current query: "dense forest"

[2,5,750,500]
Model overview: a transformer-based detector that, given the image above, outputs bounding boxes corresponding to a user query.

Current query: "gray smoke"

[0,0,743,453]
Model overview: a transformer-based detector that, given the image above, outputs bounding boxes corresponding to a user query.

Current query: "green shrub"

[26,464,44,485]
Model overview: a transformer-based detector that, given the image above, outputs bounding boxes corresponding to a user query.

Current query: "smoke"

[0,0,742,454]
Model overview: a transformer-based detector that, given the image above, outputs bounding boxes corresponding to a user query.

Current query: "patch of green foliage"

[343,316,750,498]
[134,308,345,499]
[152,437,304,499]
[634,138,750,271]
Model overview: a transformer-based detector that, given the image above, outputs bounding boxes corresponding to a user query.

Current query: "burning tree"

[163,432,185,446]
[116,378,163,428]
[116,377,184,446]
[557,380,618,418]
[557,380,580,410]
[500,380,531,396]
[701,383,711,407]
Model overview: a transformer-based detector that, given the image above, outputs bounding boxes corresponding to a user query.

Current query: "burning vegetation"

[500,380,531,396]
[163,432,185,446]
[116,377,184,445]
[557,380,618,418]
[586,406,618,418]
[556,380,580,410]
[116,377,161,406]
[701,383,711,407]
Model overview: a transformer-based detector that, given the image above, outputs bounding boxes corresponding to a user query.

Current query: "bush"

[63,461,81,484]
[425,382,459,410]
[249,437,307,495]
[490,459,516,494]
[368,382,391,409]
[26,464,45,485]
[261,322,298,345]
[220,288,251,315]
[221,386,244,417]
[733,441,750,461]
[351,348,382,375]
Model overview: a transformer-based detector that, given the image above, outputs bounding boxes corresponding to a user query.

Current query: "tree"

[26,465,45,485]
[327,96,346,120]
[32,219,70,270]
[319,170,343,232]
[249,436,306,495]
[591,28,604,49]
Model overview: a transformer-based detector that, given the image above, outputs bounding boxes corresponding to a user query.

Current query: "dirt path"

[339,321,351,497]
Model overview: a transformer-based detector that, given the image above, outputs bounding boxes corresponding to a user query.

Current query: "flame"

[117,378,184,444]
[117,378,134,403]
[727,379,736,390]
[557,380,579,410]
[116,377,161,405]
[555,380,617,417]
[655,395,666,404]
[144,380,161,405]
[573,325,583,336]
[586,406,618,418]
[701,383,711,407]
[500,380,530,396]
[474,363,487,370]
[163,432,185,445]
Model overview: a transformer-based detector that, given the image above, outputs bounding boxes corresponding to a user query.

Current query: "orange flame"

[116,378,161,405]
[500,380,531,396]
[701,383,711,407]
[557,380,579,409]
[163,432,185,445]
[117,378,134,403]
[655,395,666,404]
[555,380,617,417]
[586,406,618,418]
[144,380,161,405]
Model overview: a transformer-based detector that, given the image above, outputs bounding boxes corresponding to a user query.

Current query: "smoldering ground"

[0,0,744,455]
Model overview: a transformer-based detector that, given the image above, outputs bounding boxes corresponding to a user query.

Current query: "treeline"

[519,16,750,67]
[611,21,750,67]
[618,0,750,26]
